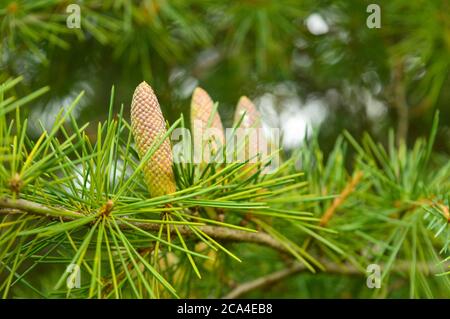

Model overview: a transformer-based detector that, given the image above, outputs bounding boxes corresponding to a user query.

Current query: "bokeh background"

[1,0,450,155]
[2,0,450,300]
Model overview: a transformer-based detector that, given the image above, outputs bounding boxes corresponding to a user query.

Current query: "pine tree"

[0,78,448,298]
[0,0,449,299]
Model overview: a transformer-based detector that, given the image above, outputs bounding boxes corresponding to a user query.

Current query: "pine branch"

[0,197,289,254]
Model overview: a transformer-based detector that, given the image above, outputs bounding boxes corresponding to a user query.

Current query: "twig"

[0,197,288,254]
[224,264,308,299]
[320,171,363,226]
[401,198,450,222]
[223,260,445,299]
[224,261,362,299]
[429,201,450,222]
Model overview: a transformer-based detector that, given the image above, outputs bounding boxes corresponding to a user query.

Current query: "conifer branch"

[224,260,445,299]
[0,197,288,254]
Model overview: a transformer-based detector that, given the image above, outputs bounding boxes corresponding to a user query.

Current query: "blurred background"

[1,0,449,155]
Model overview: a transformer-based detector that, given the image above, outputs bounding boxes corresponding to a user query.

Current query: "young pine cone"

[190,87,225,162]
[233,96,267,164]
[131,81,176,197]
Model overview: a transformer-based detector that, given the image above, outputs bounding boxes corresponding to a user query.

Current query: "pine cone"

[131,81,176,197]
[234,96,263,129]
[233,96,266,163]
[190,87,225,162]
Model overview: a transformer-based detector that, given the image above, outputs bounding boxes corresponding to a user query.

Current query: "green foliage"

[1,0,449,299]
[1,0,449,150]
[0,79,449,298]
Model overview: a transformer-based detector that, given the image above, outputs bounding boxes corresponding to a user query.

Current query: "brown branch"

[320,171,363,227]
[224,261,363,299]
[0,197,289,254]
[3,197,446,299]
[224,263,308,299]
[398,197,450,222]
[132,221,288,252]
[223,260,445,299]
[426,200,450,222]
